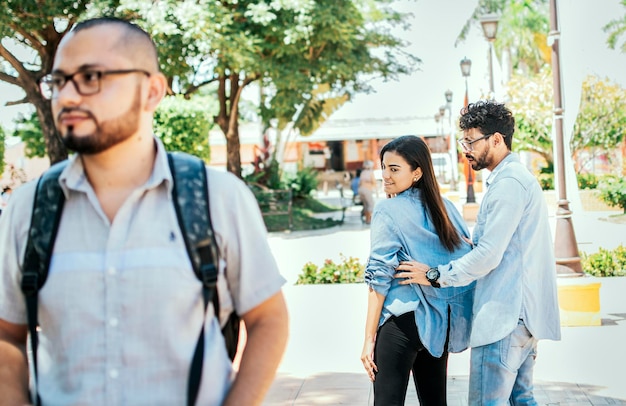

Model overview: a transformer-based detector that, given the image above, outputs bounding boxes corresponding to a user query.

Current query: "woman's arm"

[360,287,385,382]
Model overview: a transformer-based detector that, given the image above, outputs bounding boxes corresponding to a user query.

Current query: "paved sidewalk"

[263,193,626,405]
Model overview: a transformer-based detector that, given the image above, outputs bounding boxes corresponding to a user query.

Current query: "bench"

[336,184,363,224]
[251,186,293,230]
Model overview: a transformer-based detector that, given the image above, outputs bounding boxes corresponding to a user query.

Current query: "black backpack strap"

[21,161,68,406]
[167,152,239,406]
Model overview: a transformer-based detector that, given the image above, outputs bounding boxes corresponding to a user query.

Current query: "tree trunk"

[34,100,67,165]
[226,124,242,177]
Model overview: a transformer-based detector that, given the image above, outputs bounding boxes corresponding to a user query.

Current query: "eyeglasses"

[458,133,494,151]
[39,69,151,100]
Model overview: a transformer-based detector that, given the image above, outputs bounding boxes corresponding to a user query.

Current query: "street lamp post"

[480,14,499,98]
[549,0,583,275]
[460,57,476,204]
[444,89,457,191]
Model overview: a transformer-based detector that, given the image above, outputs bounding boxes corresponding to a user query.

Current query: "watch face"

[427,268,439,282]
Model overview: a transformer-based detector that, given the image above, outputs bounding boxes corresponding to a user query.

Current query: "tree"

[456,0,550,77]
[153,95,216,161]
[2,1,416,178]
[570,75,626,160]
[605,0,626,52]
[124,0,417,177]
[507,69,626,170]
[0,1,119,165]
[12,113,47,158]
[506,66,553,168]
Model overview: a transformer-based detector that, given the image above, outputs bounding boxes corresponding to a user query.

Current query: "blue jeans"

[469,319,538,405]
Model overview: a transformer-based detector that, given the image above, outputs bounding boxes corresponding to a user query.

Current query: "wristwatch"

[426,267,441,288]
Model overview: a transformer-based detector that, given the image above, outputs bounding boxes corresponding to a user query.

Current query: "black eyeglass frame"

[457,133,494,151]
[39,69,151,100]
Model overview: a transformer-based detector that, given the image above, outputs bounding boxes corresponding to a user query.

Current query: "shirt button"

[108,267,117,276]
[109,369,119,379]
[109,318,118,327]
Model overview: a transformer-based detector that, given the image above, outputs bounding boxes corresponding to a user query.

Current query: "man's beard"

[467,147,490,171]
[60,87,142,155]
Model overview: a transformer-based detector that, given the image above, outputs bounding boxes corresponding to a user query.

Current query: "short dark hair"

[72,17,160,71]
[459,100,515,150]
[379,135,461,251]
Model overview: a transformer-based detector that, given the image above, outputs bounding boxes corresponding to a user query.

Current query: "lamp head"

[480,13,499,42]
[460,57,472,77]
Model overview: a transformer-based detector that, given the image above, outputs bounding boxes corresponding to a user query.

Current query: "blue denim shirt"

[365,188,475,357]
[438,153,561,347]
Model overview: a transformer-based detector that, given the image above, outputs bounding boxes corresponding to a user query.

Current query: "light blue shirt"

[438,153,561,347]
[365,188,475,357]
[0,139,286,405]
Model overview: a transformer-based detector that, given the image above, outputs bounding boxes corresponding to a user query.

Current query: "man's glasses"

[458,133,494,152]
[39,69,151,100]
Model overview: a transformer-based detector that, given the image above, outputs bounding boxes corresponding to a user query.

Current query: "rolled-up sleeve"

[365,210,403,297]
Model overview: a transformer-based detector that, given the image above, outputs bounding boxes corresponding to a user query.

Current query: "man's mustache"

[57,107,96,121]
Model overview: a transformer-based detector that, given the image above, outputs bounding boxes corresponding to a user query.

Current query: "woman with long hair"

[360,135,474,405]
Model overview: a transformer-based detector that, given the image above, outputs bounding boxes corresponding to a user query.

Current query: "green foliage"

[604,1,626,53]
[153,95,214,161]
[506,66,554,167]
[2,1,416,176]
[571,76,626,154]
[507,70,626,171]
[577,173,599,190]
[285,166,319,199]
[597,176,626,213]
[245,159,285,190]
[296,254,364,284]
[294,196,340,214]
[582,245,626,277]
[455,0,550,75]
[122,0,417,176]
[537,173,554,190]
[12,113,46,158]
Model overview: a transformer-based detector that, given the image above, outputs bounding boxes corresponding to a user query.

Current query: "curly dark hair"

[459,100,515,150]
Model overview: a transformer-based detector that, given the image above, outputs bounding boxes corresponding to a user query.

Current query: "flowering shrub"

[296,254,365,284]
[582,244,626,277]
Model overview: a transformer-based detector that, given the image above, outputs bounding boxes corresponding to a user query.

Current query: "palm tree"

[455,0,550,78]
[605,0,626,52]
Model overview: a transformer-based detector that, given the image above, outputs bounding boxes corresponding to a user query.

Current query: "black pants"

[373,312,449,406]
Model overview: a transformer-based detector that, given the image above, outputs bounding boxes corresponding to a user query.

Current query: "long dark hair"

[380,135,461,252]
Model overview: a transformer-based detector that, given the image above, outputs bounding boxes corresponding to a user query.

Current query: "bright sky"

[333,0,626,128]
[1,0,625,132]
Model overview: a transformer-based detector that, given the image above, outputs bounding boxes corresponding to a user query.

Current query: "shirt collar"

[58,136,172,196]
[485,152,518,187]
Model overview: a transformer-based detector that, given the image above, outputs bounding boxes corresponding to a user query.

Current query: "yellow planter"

[557,278,601,326]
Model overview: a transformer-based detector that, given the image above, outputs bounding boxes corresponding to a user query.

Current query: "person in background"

[351,168,362,205]
[399,100,561,405]
[358,160,376,224]
[0,186,12,216]
[361,135,474,405]
[0,17,288,405]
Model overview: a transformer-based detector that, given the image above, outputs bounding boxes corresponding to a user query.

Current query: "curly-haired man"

[398,100,561,405]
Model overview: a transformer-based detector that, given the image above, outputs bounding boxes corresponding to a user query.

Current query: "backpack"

[20,152,240,406]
